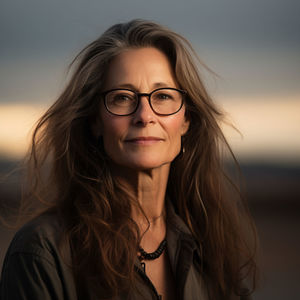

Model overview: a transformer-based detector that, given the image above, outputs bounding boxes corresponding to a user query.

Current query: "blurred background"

[1,0,299,298]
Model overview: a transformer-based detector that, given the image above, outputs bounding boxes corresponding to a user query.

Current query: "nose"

[132,95,156,126]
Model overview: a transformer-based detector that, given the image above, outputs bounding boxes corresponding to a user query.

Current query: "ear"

[181,117,190,136]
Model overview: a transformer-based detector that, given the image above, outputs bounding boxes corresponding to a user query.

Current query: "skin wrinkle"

[5,20,257,299]
[97,48,189,225]
[94,47,190,298]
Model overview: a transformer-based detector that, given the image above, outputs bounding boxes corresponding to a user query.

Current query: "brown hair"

[24,19,257,299]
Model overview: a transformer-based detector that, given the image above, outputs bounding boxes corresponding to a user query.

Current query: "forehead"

[103,47,178,90]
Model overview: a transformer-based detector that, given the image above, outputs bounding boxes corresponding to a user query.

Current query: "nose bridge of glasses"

[137,92,151,101]
[135,92,153,111]
[133,91,160,117]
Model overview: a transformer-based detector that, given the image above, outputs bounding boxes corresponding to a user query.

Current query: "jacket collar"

[165,199,200,275]
[166,198,195,237]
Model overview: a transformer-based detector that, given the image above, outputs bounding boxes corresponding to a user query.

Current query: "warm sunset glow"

[0,104,46,159]
[0,96,300,163]
[220,95,300,163]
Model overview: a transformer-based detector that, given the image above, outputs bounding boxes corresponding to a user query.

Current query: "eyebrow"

[110,82,175,91]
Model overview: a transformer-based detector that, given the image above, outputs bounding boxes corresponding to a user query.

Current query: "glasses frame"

[101,87,187,116]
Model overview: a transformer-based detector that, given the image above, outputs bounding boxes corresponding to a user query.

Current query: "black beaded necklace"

[138,239,166,300]
[138,239,167,261]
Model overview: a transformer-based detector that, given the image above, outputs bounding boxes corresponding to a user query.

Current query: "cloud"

[1,0,299,58]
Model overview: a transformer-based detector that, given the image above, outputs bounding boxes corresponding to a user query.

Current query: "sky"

[0,0,300,164]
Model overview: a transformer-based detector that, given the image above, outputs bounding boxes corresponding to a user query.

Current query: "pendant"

[141,262,146,272]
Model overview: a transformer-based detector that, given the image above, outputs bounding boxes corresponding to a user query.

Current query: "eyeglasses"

[101,88,186,116]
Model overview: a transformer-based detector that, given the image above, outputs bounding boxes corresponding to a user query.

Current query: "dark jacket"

[0,202,251,299]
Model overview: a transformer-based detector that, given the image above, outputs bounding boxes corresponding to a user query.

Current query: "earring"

[181,136,185,155]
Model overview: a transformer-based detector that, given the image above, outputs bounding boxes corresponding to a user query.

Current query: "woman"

[0,19,257,299]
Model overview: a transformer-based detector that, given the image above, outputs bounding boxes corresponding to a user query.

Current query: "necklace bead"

[138,239,167,261]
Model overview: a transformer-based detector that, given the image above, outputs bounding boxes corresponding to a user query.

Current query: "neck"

[110,162,170,227]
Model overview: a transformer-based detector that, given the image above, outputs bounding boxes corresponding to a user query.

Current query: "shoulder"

[0,212,76,299]
[5,212,65,263]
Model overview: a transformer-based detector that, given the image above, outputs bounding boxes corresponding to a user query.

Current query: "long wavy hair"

[24,19,257,299]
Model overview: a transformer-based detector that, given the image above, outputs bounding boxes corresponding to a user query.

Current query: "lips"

[125,136,164,145]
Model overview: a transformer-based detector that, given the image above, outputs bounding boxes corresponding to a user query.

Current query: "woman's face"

[97,47,189,170]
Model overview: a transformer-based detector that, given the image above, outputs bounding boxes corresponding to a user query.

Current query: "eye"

[114,93,134,102]
[158,93,171,99]
[153,92,174,101]
[107,91,136,106]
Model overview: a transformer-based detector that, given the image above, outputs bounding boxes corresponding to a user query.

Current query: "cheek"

[99,113,129,156]
[164,116,186,152]
[101,120,122,145]
[100,108,122,138]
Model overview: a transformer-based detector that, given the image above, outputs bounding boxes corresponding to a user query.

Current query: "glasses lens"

[105,90,137,115]
[151,89,183,115]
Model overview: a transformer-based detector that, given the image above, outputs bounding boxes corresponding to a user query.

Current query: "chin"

[129,161,167,171]
[117,156,172,171]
